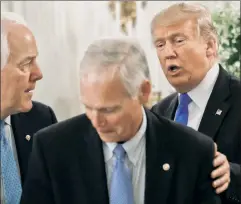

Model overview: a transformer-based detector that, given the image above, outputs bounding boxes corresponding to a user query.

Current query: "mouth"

[167,65,182,75]
[98,129,113,134]
[25,88,34,93]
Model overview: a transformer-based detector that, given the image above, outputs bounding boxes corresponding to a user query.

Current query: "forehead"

[7,24,38,60]
[80,73,129,107]
[152,19,197,41]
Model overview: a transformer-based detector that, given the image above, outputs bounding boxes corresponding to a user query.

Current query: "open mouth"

[167,65,181,75]
[25,89,33,93]
[168,65,181,72]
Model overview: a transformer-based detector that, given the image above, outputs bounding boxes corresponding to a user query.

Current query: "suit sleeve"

[20,132,54,204]
[224,162,241,203]
[196,141,221,204]
[224,127,241,203]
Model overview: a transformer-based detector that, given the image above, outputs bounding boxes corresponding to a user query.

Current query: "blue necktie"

[0,120,22,204]
[174,93,192,125]
[110,144,134,204]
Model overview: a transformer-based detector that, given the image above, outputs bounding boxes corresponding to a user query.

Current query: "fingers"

[211,151,230,194]
[214,143,218,156]
[212,172,230,187]
[215,178,230,194]
[213,153,226,168]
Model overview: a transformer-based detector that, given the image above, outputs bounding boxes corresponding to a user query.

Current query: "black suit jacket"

[21,109,221,204]
[11,101,57,184]
[151,66,241,204]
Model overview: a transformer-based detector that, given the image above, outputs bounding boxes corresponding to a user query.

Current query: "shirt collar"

[103,106,147,166]
[4,116,11,126]
[180,63,219,111]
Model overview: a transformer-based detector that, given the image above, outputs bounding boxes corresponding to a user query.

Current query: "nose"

[30,62,43,82]
[163,42,176,60]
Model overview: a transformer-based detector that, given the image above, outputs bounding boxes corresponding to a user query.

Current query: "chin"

[168,78,190,92]
[99,133,119,143]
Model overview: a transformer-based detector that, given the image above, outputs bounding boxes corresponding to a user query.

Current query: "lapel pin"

[162,163,170,171]
[25,135,31,141]
[215,109,222,115]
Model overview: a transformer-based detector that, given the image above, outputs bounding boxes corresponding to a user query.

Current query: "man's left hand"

[211,146,230,194]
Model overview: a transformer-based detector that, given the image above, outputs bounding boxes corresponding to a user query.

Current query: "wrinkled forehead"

[152,19,198,42]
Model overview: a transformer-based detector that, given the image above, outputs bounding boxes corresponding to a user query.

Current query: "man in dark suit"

[1,12,57,204]
[150,2,240,203]
[21,38,220,204]
[11,101,57,183]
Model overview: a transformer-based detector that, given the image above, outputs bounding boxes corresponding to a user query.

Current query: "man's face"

[152,19,213,93]
[1,24,43,114]
[80,72,149,143]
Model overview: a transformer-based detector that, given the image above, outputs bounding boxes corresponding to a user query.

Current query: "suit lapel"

[198,66,231,140]
[11,112,32,138]
[11,113,33,183]
[82,127,109,204]
[165,94,178,120]
[144,109,175,204]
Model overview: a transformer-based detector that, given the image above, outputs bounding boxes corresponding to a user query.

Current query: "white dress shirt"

[103,107,147,204]
[1,116,21,204]
[182,63,220,130]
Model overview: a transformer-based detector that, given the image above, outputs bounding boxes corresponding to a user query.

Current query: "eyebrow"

[83,104,120,110]
[154,32,186,44]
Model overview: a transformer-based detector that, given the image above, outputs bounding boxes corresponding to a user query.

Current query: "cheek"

[18,72,30,88]
[180,44,205,62]
[107,112,130,131]
[156,50,165,64]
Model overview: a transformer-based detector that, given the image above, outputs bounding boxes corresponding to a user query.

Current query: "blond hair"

[151,2,218,52]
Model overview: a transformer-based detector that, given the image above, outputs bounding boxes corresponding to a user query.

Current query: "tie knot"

[179,93,192,106]
[113,144,126,160]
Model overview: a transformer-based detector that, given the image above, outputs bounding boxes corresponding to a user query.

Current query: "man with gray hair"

[1,12,57,204]
[150,2,241,204]
[22,37,220,204]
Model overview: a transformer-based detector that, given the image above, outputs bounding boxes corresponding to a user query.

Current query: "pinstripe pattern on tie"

[109,144,134,204]
[0,120,22,204]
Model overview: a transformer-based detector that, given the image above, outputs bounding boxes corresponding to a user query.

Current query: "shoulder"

[229,74,241,95]
[31,101,54,113]
[151,92,177,114]
[151,110,214,159]
[25,101,57,121]
[33,114,91,148]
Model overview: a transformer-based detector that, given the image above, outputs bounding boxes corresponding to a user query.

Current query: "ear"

[206,38,217,58]
[138,80,151,104]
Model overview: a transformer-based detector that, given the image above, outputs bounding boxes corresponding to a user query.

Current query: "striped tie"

[109,144,134,204]
[0,120,22,204]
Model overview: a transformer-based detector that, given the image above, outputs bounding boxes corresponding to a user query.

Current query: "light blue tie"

[0,120,22,204]
[110,144,134,204]
[174,93,192,125]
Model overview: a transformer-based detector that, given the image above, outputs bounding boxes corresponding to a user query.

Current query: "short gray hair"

[79,37,150,98]
[1,12,28,69]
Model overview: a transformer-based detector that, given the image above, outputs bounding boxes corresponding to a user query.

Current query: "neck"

[1,102,13,120]
[128,108,143,140]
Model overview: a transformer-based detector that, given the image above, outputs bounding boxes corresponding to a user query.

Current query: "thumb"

[214,142,218,156]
